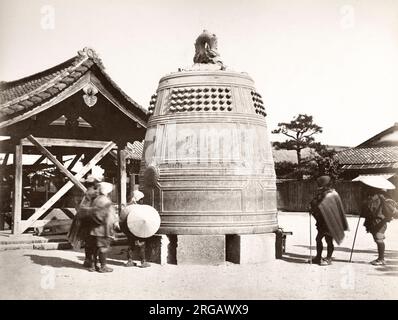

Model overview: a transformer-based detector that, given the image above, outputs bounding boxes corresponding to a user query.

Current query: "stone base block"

[226,233,275,264]
[114,233,275,265]
[176,235,225,265]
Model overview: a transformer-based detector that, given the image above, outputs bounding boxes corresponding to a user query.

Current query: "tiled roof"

[0,47,148,124]
[125,141,144,160]
[335,146,398,169]
[341,163,398,170]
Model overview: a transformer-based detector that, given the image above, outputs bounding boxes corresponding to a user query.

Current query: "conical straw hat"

[353,175,395,190]
[126,204,161,238]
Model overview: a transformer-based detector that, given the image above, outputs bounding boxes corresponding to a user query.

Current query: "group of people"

[67,176,150,273]
[309,175,398,266]
[68,173,397,271]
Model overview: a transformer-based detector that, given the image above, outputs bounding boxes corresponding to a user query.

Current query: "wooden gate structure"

[0,47,148,234]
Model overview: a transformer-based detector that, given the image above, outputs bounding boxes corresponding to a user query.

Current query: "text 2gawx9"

[149,304,249,317]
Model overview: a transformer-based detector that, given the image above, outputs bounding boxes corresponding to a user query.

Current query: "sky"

[1,0,398,147]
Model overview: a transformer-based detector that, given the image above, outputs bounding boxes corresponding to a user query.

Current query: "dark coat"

[67,196,94,249]
[310,187,330,231]
[89,195,117,239]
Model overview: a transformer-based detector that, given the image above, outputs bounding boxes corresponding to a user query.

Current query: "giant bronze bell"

[140,30,278,235]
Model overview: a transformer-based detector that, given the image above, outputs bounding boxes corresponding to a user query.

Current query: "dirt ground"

[0,212,397,300]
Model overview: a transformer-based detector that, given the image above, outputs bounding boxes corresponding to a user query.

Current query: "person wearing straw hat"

[358,176,398,266]
[309,175,348,266]
[87,182,118,273]
[119,190,152,268]
[67,174,100,269]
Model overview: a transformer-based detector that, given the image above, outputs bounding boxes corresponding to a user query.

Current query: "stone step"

[0,235,67,245]
[0,235,128,251]
[0,241,72,251]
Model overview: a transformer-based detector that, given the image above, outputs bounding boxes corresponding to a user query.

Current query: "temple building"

[0,47,148,235]
[336,122,398,200]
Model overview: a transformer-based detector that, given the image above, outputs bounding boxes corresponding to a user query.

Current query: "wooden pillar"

[12,141,23,234]
[130,173,136,200]
[117,146,127,213]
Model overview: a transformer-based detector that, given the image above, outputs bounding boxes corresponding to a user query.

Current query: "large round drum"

[140,68,278,235]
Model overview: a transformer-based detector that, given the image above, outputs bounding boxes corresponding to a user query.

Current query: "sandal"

[370,259,386,266]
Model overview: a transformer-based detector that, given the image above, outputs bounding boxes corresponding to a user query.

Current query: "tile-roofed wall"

[336,146,398,165]
[125,141,144,160]
[272,147,316,163]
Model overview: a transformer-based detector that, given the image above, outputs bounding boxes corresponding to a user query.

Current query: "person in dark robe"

[87,182,118,273]
[309,175,348,266]
[67,175,99,268]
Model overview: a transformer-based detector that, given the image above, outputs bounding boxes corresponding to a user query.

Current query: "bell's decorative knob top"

[193,30,224,69]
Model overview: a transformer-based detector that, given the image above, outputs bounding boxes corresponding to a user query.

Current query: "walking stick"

[309,212,312,265]
[349,214,361,263]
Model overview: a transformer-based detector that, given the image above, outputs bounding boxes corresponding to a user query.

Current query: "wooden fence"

[276,180,363,214]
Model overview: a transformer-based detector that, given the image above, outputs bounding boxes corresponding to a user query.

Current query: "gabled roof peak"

[77,47,105,69]
[357,122,398,148]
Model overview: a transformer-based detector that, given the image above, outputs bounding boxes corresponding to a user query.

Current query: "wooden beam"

[56,154,63,164]
[20,137,116,149]
[117,147,127,212]
[33,155,46,165]
[26,135,86,192]
[12,142,23,234]
[2,153,10,166]
[21,141,116,233]
[67,153,82,170]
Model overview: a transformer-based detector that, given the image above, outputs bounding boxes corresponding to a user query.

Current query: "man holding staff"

[309,175,349,266]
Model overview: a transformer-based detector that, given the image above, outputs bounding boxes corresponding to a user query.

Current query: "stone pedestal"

[176,235,225,265]
[122,233,276,265]
[226,233,275,264]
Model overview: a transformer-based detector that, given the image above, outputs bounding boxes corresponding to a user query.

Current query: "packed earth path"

[0,212,397,299]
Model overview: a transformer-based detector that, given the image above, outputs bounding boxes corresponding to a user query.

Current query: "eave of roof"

[335,145,398,166]
[341,163,398,170]
[0,47,148,127]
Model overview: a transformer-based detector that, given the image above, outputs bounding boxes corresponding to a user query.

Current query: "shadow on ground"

[283,246,398,276]
[281,251,364,265]
[75,247,128,267]
[25,249,128,270]
[295,245,398,260]
[24,254,84,269]
[294,245,379,255]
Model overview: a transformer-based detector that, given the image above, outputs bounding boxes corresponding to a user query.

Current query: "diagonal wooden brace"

[21,141,116,233]
[2,153,10,166]
[67,153,82,170]
[27,135,86,192]
[33,155,46,165]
